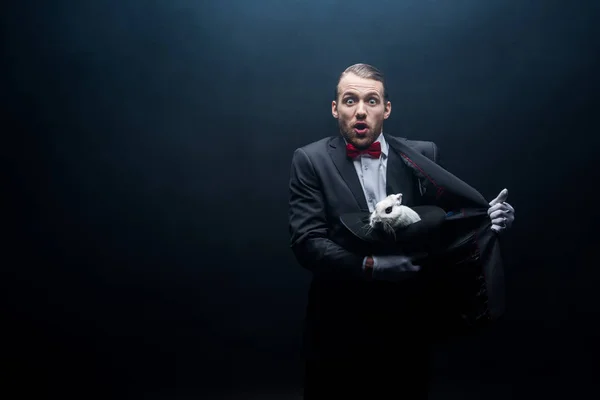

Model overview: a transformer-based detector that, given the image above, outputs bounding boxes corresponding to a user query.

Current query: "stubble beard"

[338,120,382,150]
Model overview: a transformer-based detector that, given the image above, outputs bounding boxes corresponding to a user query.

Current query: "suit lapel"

[328,136,370,212]
[385,135,488,209]
[385,145,420,207]
[385,147,401,195]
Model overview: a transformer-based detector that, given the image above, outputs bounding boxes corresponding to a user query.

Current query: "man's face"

[332,73,391,149]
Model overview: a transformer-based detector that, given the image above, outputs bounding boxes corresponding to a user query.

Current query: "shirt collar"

[377,132,389,158]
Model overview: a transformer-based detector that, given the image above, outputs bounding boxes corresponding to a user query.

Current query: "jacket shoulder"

[291,136,337,167]
[294,136,335,154]
[386,135,438,162]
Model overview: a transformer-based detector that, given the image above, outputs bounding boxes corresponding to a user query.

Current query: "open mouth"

[354,123,368,135]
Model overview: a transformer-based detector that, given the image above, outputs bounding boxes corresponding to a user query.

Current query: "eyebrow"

[342,91,381,98]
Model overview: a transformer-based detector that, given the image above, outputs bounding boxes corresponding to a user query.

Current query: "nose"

[356,101,367,117]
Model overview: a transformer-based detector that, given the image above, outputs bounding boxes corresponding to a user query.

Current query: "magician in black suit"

[288,64,516,399]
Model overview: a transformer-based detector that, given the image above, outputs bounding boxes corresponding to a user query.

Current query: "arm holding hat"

[363,254,421,282]
[289,148,368,279]
[289,148,423,281]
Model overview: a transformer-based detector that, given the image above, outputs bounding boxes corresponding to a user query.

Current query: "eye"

[385,206,393,214]
[345,98,355,105]
[369,98,377,105]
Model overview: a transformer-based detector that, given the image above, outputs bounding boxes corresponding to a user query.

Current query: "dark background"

[4,0,599,398]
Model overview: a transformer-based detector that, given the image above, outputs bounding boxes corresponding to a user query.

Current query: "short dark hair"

[334,63,389,101]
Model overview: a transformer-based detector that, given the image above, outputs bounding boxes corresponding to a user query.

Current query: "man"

[288,63,515,399]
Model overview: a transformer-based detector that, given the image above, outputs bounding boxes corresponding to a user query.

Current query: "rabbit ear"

[395,193,403,203]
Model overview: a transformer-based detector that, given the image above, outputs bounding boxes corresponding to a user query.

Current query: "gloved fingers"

[488,202,514,219]
[372,255,422,275]
[492,217,508,226]
[489,188,508,207]
[391,259,420,272]
[377,255,411,262]
[373,255,411,267]
[404,263,421,272]
[487,202,506,216]
[489,209,510,220]
[395,255,413,263]
[491,224,504,233]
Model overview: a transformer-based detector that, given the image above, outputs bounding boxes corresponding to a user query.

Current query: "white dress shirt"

[344,133,390,270]
[345,132,389,212]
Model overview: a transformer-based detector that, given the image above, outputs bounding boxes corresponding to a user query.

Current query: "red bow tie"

[346,141,382,159]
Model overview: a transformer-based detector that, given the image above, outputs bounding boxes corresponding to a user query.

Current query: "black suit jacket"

[288,134,505,358]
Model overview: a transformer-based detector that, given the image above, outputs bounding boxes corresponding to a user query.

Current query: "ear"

[395,193,403,203]
[332,101,339,119]
[383,100,392,120]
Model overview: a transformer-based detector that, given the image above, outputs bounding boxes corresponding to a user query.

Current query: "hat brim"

[339,205,447,245]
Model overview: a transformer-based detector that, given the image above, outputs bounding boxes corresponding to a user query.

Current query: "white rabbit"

[368,193,421,235]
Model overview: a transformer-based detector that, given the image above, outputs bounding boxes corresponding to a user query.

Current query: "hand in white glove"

[488,188,515,233]
[371,255,421,282]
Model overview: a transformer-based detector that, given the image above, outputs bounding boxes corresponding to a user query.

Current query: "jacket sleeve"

[288,148,366,279]
[430,141,443,167]
[433,142,446,169]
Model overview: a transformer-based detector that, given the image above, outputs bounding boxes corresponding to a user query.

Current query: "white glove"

[371,255,421,282]
[488,188,515,233]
